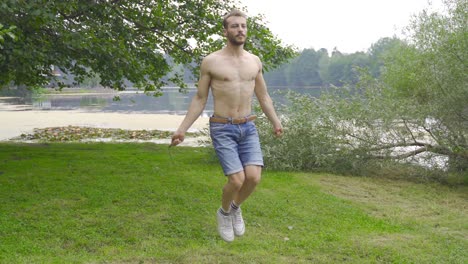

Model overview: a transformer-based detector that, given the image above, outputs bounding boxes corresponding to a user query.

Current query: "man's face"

[224,16,247,46]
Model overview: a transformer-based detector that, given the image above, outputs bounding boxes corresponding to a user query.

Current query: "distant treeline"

[264,37,402,87]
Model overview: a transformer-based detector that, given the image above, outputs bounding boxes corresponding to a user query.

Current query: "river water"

[0,87,321,116]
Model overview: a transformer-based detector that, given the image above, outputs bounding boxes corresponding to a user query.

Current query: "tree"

[317,48,329,85]
[263,63,288,86]
[367,37,404,77]
[286,48,323,87]
[255,0,467,180]
[325,50,371,86]
[0,0,295,93]
[380,0,468,172]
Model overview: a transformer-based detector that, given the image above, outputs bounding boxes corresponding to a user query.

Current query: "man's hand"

[171,131,185,147]
[273,125,283,137]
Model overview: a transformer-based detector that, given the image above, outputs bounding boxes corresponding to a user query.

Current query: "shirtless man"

[171,9,283,242]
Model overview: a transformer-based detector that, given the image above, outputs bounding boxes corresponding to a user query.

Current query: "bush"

[255,87,466,184]
[255,90,364,174]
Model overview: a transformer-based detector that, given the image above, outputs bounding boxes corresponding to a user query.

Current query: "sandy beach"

[0,102,209,145]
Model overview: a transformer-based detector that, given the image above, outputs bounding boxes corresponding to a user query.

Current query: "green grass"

[0,143,466,263]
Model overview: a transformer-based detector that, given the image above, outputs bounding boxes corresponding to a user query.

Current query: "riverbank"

[0,102,209,145]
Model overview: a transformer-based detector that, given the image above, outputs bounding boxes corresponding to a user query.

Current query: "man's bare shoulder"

[202,50,223,63]
[244,51,262,71]
[199,52,222,74]
[245,50,258,58]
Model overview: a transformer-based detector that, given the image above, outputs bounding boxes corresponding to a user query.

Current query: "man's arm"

[171,58,211,146]
[254,58,283,136]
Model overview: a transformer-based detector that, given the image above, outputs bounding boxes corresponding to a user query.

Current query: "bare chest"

[209,58,259,82]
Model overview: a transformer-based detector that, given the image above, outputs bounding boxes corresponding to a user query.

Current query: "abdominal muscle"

[211,79,255,118]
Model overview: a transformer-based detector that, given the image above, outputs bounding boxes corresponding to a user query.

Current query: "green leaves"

[0,0,294,91]
[256,0,467,179]
[0,24,17,48]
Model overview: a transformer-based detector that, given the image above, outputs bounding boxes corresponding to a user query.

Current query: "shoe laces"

[232,209,243,225]
[220,213,232,228]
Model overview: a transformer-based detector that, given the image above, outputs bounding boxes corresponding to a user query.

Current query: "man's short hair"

[223,9,247,29]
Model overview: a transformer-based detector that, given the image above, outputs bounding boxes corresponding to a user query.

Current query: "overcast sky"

[240,0,445,53]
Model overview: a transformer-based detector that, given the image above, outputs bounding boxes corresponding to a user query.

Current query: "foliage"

[255,89,446,180]
[325,51,370,86]
[10,126,188,142]
[381,0,468,172]
[264,46,382,88]
[0,0,295,92]
[285,48,326,87]
[0,143,466,262]
[257,0,467,180]
[367,37,405,77]
[0,23,17,49]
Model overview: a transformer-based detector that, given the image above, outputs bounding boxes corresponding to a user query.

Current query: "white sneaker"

[232,208,245,236]
[217,209,234,242]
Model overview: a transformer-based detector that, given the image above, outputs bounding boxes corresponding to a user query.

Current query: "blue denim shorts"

[210,120,264,176]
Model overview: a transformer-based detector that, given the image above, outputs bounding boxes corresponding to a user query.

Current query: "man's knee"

[226,172,245,190]
[246,174,261,186]
[245,165,262,185]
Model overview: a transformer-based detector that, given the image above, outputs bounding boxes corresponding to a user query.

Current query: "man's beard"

[227,34,246,46]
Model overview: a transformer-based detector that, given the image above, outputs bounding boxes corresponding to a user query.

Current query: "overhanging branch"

[109,5,194,56]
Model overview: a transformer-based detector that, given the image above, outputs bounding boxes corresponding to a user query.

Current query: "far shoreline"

[0,104,209,145]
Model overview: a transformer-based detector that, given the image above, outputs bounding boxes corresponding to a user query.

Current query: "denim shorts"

[210,120,264,176]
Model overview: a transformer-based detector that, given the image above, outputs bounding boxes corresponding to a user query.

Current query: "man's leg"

[228,165,261,237]
[222,171,245,212]
[234,165,261,205]
[217,171,244,242]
